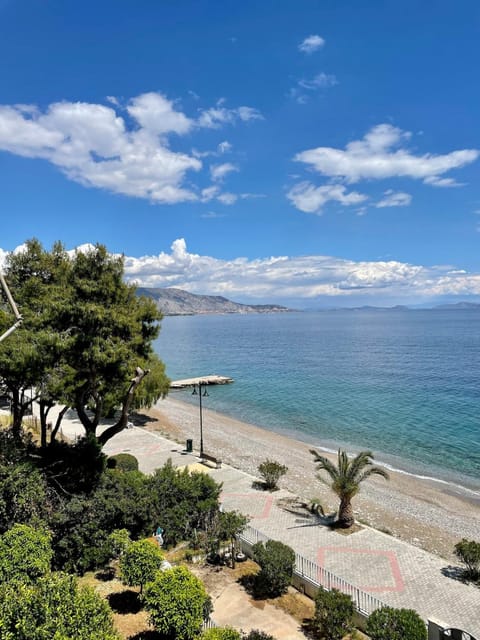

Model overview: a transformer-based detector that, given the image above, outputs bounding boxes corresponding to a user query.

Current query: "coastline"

[145,395,480,561]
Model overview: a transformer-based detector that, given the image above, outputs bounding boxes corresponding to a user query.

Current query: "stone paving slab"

[102,427,480,636]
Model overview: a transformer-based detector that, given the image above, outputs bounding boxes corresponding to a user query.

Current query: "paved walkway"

[103,427,480,636]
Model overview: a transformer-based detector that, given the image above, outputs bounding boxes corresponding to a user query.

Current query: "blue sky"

[0,0,479,306]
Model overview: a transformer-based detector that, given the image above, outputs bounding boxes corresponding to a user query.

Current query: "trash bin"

[186,438,193,452]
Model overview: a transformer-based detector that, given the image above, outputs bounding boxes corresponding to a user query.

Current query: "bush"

[108,528,131,559]
[107,453,139,472]
[120,538,163,593]
[0,524,52,584]
[454,538,480,580]
[201,628,242,640]
[252,539,295,597]
[313,588,354,640]
[257,459,288,490]
[243,631,275,640]
[366,606,426,640]
[143,565,210,640]
[0,572,119,639]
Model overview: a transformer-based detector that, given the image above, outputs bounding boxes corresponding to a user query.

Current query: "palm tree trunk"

[338,497,355,528]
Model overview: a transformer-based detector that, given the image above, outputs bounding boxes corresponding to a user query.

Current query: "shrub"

[107,453,139,472]
[120,538,163,593]
[454,538,480,580]
[201,628,242,640]
[143,565,210,640]
[257,459,288,491]
[366,606,427,640]
[108,528,131,559]
[0,572,119,639]
[252,539,295,597]
[243,631,275,640]
[0,524,52,584]
[313,588,355,640]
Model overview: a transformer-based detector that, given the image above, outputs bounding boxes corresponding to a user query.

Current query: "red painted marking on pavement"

[317,546,405,593]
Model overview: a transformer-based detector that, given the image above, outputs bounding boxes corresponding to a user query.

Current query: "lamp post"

[192,381,209,458]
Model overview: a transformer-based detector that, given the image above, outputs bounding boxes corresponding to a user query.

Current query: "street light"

[192,382,209,458]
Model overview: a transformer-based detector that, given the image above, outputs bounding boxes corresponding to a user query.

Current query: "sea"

[154,310,480,494]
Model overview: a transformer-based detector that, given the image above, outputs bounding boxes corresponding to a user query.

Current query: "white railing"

[239,524,387,616]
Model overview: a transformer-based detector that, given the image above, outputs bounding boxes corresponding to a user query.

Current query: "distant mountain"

[434,302,480,310]
[137,287,293,316]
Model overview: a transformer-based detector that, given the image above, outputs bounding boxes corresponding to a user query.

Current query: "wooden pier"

[169,375,234,389]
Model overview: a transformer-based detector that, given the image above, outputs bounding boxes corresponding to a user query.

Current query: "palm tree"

[310,449,389,528]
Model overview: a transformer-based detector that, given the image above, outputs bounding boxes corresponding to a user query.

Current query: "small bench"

[201,453,222,469]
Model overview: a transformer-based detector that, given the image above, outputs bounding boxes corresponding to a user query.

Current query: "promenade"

[102,425,480,637]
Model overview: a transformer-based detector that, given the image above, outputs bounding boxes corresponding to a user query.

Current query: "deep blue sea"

[154,310,480,492]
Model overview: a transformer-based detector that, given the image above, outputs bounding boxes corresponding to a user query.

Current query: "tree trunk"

[338,497,355,528]
[11,388,24,440]
[97,367,150,446]
[50,405,69,444]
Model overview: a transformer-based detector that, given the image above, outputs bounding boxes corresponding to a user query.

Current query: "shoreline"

[144,396,480,561]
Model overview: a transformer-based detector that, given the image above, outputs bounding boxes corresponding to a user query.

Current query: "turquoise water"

[154,310,480,491]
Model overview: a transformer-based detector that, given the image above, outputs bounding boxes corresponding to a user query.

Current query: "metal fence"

[239,524,387,617]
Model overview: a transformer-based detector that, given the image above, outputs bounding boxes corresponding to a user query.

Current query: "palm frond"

[357,466,390,484]
[346,450,375,482]
[310,449,339,481]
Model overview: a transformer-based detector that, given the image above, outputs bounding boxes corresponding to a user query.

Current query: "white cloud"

[3,240,480,303]
[423,176,464,187]
[200,186,220,202]
[118,238,480,302]
[197,104,263,128]
[0,93,260,205]
[299,35,325,54]
[287,182,367,214]
[376,190,412,208]
[217,192,238,205]
[218,140,232,154]
[127,92,192,135]
[294,124,478,184]
[298,73,338,90]
[210,162,238,182]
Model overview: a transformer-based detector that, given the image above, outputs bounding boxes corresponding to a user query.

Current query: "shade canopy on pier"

[169,375,233,389]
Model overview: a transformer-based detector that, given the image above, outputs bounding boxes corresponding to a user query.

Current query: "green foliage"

[108,528,131,559]
[0,572,119,639]
[143,565,210,640]
[201,628,242,640]
[120,538,163,592]
[366,606,427,640]
[0,524,52,584]
[1,239,169,445]
[310,449,389,528]
[107,453,139,472]
[50,468,153,574]
[257,459,288,490]
[252,539,296,597]
[313,588,355,640]
[0,462,50,533]
[148,460,222,546]
[454,538,480,579]
[242,631,275,640]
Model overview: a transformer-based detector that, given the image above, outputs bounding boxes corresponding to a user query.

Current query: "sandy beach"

[142,394,480,561]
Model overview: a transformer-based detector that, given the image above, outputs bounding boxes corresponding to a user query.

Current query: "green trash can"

[186,438,193,453]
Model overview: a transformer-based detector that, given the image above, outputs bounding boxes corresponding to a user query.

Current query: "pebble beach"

[145,395,480,561]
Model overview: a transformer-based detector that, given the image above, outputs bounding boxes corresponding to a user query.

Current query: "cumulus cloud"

[210,162,238,182]
[376,190,412,208]
[0,93,260,204]
[3,239,480,303]
[118,238,480,303]
[287,182,367,214]
[294,124,478,184]
[299,35,325,54]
